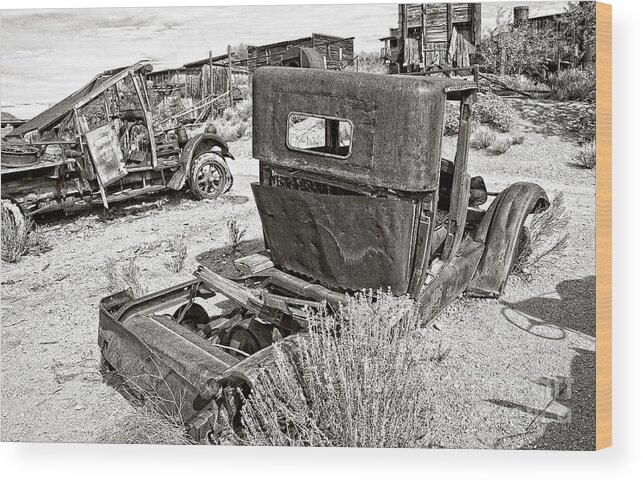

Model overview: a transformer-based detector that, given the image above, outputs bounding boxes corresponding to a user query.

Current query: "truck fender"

[467,182,549,297]
[168,133,234,191]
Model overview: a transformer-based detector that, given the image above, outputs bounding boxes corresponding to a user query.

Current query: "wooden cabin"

[247,33,354,71]
[146,33,354,121]
[381,3,482,73]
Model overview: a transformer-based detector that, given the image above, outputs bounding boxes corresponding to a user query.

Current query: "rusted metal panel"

[252,183,418,295]
[468,182,550,297]
[418,238,485,321]
[253,67,446,191]
[84,123,128,186]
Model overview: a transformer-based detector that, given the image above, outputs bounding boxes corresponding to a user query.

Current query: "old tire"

[189,152,229,200]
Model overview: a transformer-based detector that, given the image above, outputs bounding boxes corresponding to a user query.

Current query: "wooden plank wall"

[248,35,354,71]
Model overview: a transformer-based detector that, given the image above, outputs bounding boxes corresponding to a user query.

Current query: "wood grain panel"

[596,1,612,451]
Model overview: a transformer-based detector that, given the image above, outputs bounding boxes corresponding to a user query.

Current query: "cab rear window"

[286,112,353,159]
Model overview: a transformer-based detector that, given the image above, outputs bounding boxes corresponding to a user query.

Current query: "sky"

[1,2,567,119]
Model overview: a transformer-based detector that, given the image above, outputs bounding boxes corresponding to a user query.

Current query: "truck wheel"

[189,152,229,200]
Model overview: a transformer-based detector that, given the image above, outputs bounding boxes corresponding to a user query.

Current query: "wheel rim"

[194,155,224,197]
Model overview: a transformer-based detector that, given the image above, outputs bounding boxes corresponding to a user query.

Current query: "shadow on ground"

[492,275,596,450]
[501,276,596,339]
[509,98,595,143]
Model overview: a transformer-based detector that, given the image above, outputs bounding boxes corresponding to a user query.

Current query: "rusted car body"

[1,61,233,217]
[98,67,549,441]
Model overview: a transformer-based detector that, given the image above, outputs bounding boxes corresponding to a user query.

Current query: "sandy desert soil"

[1,99,595,448]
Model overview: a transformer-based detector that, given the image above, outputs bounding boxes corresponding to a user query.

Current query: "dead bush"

[472,93,517,133]
[514,192,570,275]
[575,139,596,169]
[103,257,146,297]
[97,404,195,445]
[225,216,247,253]
[470,125,497,149]
[238,290,434,448]
[443,102,460,136]
[211,99,252,142]
[356,51,387,74]
[164,237,188,273]
[488,135,514,155]
[1,203,48,262]
[549,69,596,102]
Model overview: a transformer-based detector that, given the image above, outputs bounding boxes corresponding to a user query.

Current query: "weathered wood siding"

[248,34,354,71]
[389,3,481,71]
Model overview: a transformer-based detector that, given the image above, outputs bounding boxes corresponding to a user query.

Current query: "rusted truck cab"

[98,67,549,441]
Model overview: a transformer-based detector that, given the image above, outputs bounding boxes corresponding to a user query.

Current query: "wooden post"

[472,3,482,48]
[227,45,233,108]
[356,55,359,72]
[421,4,426,67]
[446,3,453,66]
[209,50,214,119]
[400,3,408,72]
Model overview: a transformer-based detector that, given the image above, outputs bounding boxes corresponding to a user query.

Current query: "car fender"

[168,133,234,191]
[467,182,550,297]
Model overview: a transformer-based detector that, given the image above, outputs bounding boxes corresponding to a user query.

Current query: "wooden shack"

[247,33,354,71]
[381,3,482,73]
[182,33,354,73]
[146,33,354,122]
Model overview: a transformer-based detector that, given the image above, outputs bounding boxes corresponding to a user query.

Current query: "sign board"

[84,122,128,187]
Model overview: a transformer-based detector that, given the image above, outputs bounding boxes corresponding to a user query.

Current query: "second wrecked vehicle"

[98,67,550,442]
[2,61,233,217]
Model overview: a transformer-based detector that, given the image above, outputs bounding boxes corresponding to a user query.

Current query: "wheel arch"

[467,182,550,298]
[168,133,234,192]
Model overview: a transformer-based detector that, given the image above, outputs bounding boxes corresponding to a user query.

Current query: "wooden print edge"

[595,1,612,451]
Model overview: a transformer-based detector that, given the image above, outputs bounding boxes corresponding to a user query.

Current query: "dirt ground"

[1,98,595,448]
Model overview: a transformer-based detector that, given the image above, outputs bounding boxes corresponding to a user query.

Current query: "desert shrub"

[575,139,596,168]
[356,51,387,74]
[1,203,48,262]
[235,98,252,122]
[472,93,516,132]
[495,74,549,92]
[470,125,497,149]
[225,216,247,253]
[514,192,570,275]
[164,237,188,273]
[151,91,192,124]
[211,99,252,142]
[98,405,195,445]
[104,257,146,297]
[238,290,434,448]
[488,135,514,155]
[443,102,460,136]
[549,69,596,102]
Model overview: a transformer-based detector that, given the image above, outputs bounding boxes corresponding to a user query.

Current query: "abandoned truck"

[98,67,550,442]
[1,61,233,218]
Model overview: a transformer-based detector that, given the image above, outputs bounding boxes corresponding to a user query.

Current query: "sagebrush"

[549,69,596,102]
[472,93,516,132]
[514,192,570,274]
[225,216,247,253]
[164,237,188,273]
[238,290,434,447]
[103,257,146,297]
[575,139,596,169]
[1,204,48,262]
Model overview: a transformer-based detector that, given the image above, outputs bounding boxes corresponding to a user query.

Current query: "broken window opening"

[286,112,353,159]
